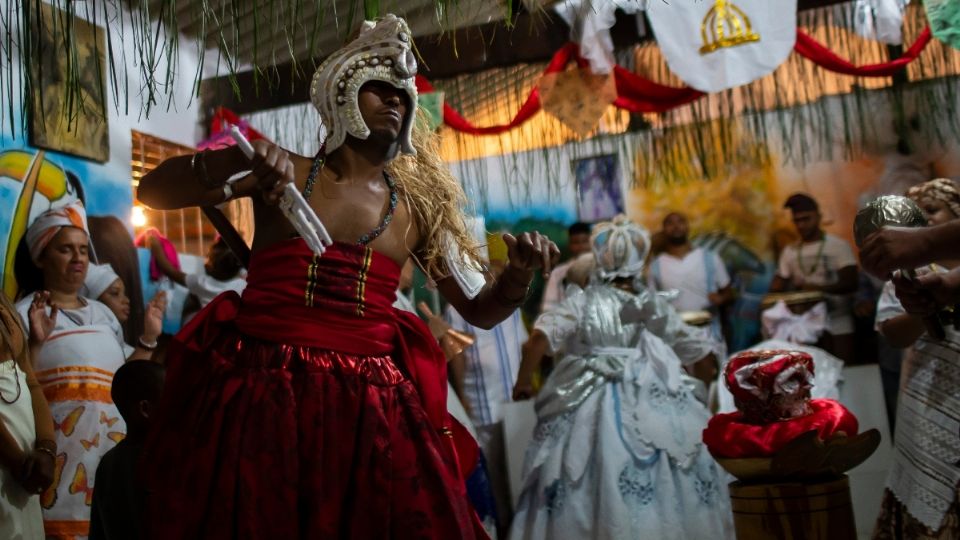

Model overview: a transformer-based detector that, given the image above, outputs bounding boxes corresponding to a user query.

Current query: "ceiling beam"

[200,0,853,118]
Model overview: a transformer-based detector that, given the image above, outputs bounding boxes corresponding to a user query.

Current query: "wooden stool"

[729,475,857,540]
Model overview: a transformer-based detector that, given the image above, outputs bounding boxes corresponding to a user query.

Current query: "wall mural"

[0,132,132,300]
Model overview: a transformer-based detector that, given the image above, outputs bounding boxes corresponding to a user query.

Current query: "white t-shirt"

[540,259,574,313]
[647,247,730,312]
[184,273,247,308]
[444,306,527,428]
[776,233,857,335]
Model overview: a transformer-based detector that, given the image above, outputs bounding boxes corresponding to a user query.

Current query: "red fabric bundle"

[703,349,859,458]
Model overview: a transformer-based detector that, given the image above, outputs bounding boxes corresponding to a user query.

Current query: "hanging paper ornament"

[854,0,909,45]
[553,0,648,74]
[925,0,960,50]
[539,67,617,136]
[646,0,797,93]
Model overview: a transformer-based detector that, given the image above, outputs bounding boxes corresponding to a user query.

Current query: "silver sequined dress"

[510,284,733,540]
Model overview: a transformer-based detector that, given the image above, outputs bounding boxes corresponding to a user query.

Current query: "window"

[131,130,252,256]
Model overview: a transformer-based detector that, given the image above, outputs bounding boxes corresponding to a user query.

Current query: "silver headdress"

[310,14,418,160]
[591,214,652,280]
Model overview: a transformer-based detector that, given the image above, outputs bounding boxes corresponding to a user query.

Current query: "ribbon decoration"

[415,26,933,136]
[206,27,934,139]
[794,25,933,77]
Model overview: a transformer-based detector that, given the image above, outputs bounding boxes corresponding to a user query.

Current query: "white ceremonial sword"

[228,126,333,257]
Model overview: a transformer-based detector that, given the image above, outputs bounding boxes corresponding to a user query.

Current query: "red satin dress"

[142,239,486,539]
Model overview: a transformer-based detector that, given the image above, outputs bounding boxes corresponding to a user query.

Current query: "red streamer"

[418,26,934,136]
[794,26,933,77]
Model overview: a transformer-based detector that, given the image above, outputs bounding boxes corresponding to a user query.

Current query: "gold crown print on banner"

[699,0,761,55]
[647,0,796,93]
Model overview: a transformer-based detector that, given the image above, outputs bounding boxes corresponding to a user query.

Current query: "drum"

[728,475,857,540]
[761,291,825,315]
[680,310,713,327]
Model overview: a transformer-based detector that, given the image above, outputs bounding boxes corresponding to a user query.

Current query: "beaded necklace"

[302,151,398,246]
[797,236,827,275]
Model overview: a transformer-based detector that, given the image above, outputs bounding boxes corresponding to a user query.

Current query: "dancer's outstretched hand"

[503,232,561,278]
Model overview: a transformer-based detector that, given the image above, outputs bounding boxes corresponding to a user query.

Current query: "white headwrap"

[81,263,120,300]
[310,14,418,160]
[25,200,89,263]
[590,214,651,280]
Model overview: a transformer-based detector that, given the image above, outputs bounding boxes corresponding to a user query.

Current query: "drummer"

[769,194,858,361]
[647,212,734,341]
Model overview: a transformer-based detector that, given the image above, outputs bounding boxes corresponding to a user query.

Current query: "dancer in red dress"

[137,15,559,540]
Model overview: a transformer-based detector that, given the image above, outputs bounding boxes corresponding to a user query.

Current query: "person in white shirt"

[647,212,733,327]
[539,222,592,313]
[445,256,528,535]
[145,233,246,316]
[770,193,858,361]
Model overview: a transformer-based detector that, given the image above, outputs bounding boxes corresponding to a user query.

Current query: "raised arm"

[145,233,186,286]
[439,232,560,330]
[138,141,294,210]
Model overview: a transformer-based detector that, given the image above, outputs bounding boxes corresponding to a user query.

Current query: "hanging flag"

[539,67,617,136]
[646,0,797,93]
[925,0,960,50]
[854,0,908,45]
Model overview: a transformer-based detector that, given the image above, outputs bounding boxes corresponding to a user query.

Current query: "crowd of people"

[1,12,959,540]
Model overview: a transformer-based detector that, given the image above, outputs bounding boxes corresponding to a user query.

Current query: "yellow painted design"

[630,121,779,258]
[700,0,760,55]
[0,149,71,299]
[0,150,67,200]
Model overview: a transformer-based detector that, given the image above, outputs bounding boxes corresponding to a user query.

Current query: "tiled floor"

[838,364,894,540]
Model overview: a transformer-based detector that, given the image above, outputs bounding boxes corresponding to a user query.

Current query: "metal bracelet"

[191,149,219,188]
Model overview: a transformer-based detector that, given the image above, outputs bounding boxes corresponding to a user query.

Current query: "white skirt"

[510,342,734,540]
[0,360,44,540]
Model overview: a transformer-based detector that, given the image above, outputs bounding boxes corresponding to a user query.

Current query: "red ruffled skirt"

[143,325,484,539]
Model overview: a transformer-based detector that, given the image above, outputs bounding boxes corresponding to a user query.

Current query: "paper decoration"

[926,0,960,50]
[646,0,797,93]
[539,68,618,135]
[553,0,647,74]
[854,0,909,45]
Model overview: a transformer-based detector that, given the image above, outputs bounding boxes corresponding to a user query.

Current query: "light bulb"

[131,205,148,228]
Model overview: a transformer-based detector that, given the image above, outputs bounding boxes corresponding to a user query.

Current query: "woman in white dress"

[510,216,733,540]
[0,291,55,540]
[14,201,164,539]
[873,178,960,539]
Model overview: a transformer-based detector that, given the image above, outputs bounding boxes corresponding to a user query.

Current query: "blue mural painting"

[0,128,133,298]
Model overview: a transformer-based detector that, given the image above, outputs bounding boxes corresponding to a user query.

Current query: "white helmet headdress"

[310,14,418,161]
[590,215,651,280]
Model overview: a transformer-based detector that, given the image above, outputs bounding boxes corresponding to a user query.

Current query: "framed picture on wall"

[573,154,624,222]
[29,3,110,162]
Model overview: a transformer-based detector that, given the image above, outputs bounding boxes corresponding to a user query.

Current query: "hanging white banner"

[646,0,797,93]
[854,0,908,45]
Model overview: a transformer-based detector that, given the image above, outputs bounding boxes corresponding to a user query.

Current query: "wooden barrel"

[728,476,857,540]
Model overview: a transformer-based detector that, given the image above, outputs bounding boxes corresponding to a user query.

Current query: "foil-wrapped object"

[854,195,946,339]
[853,195,928,247]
